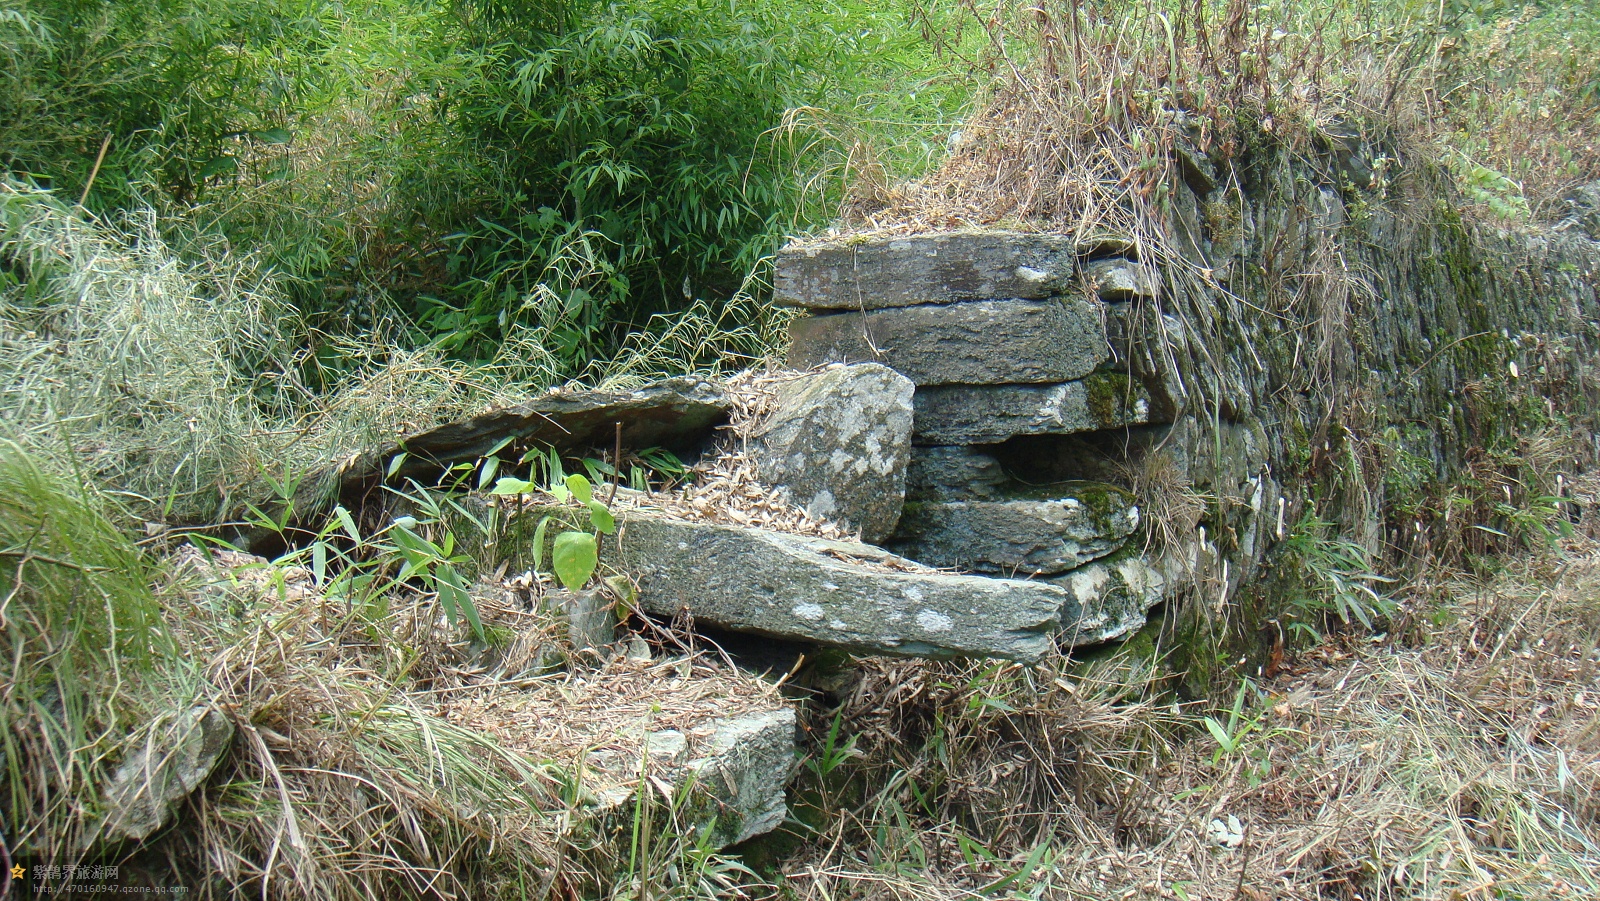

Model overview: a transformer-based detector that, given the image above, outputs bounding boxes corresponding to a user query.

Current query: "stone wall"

[776,151,1600,677]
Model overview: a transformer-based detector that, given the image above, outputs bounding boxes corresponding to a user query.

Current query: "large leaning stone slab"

[786,298,1107,385]
[1050,548,1166,645]
[906,446,1013,502]
[748,364,913,543]
[913,374,1160,445]
[242,378,729,554]
[774,230,1077,310]
[889,482,1139,576]
[517,506,1067,661]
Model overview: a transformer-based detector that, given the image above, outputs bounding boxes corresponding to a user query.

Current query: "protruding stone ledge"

[774,230,1077,310]
[515,506,1068,662]
[912,374,1162,445]
[1085,259,1163,300]
[786,297,1107,386]
[1048,548,1166,645]
[889,482,1139,576]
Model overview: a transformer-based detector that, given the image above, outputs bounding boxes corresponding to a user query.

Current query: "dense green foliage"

[2,0,973,367]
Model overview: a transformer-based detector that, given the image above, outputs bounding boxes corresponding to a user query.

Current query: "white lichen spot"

[821,582,840,592]
[792,603,825,621]
[828,619,848,631]
[915,609,954,633]
[901,585,925,602]
[1134,398,1150,418]
[806,489,837,519]
[828,449,851,472]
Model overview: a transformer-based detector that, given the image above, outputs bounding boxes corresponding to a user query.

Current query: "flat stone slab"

[748,365,913,543]
[912,375,1160,445]
[905,446,1013,501]
[1085,259,1163,300]
[519,505,1066,661]
[786,298,1107,385]
[1050,548,1166,645]
[774,230,1077,310]
[587,708,796,848]
[889,482,1139,576]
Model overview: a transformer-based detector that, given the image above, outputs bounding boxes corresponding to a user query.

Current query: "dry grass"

[779,550,1600,900]
[143,543,787,899]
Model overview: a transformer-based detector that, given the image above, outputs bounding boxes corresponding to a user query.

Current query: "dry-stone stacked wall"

[777,232,1175,646]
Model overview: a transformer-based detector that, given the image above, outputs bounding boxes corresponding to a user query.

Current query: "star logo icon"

[9,863,24,880]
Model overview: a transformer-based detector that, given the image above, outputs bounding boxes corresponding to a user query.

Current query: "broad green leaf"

[199,155,238,178]
[254,127,292,144]
[565,473,593,503]
[491,476,536,495]
[587,499,615,534]
[551,531,598,592]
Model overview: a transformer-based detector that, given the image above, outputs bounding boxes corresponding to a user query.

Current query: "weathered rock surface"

[1049,548,1166,645]
[514,505,1067,661]
[890,482,1139,575]
[90,705,233,848]
[1085,259,1163,300]
[786,298,1107,385]
[587,708,796,847]
[775,230,1077,310]
[905,446,1012,501]
[912,375,1161,445]
[748,364,913,543]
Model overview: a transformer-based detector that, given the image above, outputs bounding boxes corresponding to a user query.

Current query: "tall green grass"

[0,439,164,856]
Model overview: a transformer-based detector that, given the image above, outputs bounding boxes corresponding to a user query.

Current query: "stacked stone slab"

[777,229,1173,644]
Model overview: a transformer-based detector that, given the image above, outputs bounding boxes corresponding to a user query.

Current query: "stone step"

[786,298,1107,386]
[912,375,1162,445]
[775,230,1077,310]
[512,504,1068,662]
[584,708,796,848]
[888,482,1140,576]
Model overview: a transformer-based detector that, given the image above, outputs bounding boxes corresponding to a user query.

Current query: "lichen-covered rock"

[513,505,1068,661]
[786,298,1106,385]
[682,709,796,845]
[748,364,913,542]
[1084,259,1163,300]
[90,705,233,848]
[905,446,1012,501]
[774,230,1077,310]
[1050,548,1166,645]
[912,375,1161,445]
[890,482,1139,575]
[586,708,796,847]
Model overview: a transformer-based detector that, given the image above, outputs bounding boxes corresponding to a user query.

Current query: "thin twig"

[79,134,112,208]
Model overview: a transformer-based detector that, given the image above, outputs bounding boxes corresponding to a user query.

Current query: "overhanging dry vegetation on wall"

[845,0,1600,670]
